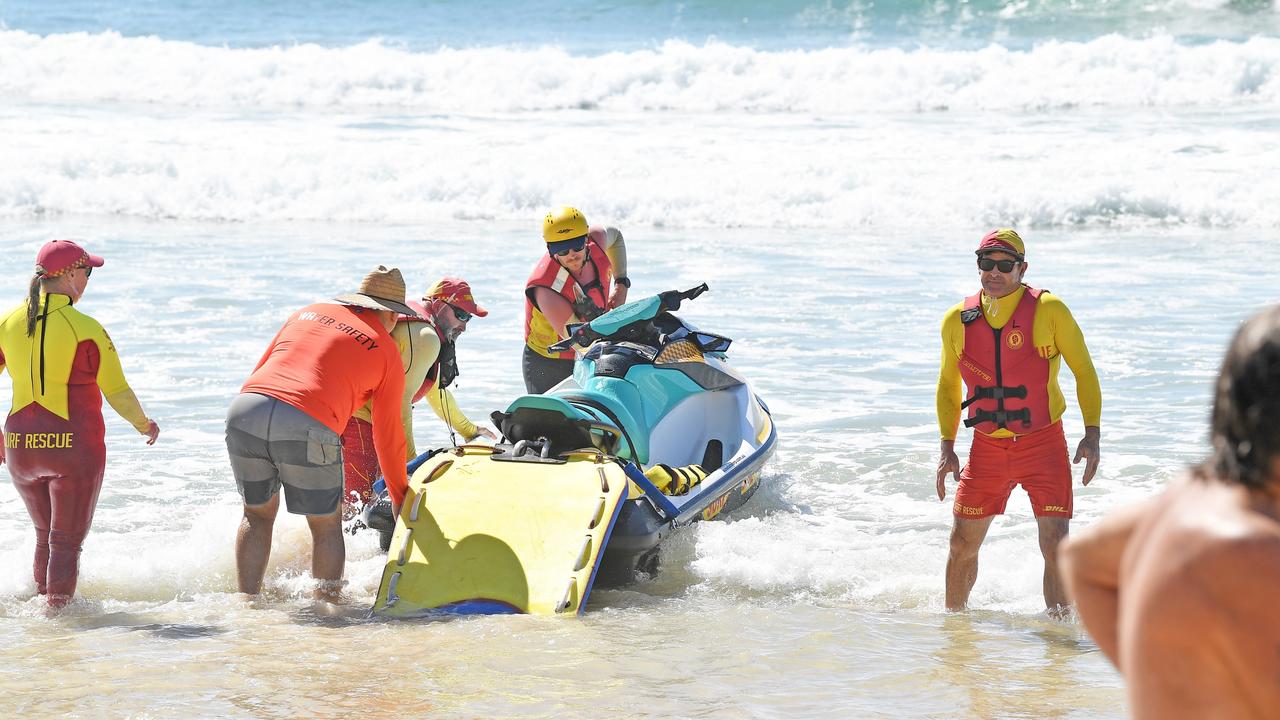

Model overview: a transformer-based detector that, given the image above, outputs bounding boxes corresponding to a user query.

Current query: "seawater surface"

[1,0,1279,717]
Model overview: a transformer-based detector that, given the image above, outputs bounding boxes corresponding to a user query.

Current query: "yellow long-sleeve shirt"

[353,320,480,458]
[937,285,1101,440]
[0,294,150,432]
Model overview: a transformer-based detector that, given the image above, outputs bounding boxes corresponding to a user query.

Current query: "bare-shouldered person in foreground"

[1060,304,1280,720]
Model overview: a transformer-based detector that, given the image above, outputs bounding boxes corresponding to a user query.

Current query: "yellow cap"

[976,228,1025,258]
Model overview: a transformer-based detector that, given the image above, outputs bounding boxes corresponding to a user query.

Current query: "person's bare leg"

[946,516,996,611]
[308,510,345,602]
[236,494,279,595]
[1037,516,1071,616]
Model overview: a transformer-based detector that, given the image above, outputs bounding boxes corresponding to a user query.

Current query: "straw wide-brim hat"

[334,265,420,317]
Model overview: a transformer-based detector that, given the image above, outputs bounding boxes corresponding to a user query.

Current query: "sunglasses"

[550,238,587,257]
[977,257,1020,273]
[84,266,92,277]
[448,305,472,323]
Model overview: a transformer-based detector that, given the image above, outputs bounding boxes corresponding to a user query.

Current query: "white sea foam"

[2,31,1277,228]
[1,104,1277,228]
[3,31,1280,112]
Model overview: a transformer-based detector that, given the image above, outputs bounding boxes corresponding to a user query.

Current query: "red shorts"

[340,417,379,508]
[953,421,1072,520]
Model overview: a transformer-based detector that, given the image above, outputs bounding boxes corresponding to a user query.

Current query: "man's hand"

[1074,426,1101,485]
[936,439,960,501]
[469,427,497,442]
[143,419,160,445]
[608,283,629,309]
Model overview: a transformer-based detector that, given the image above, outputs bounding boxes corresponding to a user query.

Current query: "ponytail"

[25,269,44,337]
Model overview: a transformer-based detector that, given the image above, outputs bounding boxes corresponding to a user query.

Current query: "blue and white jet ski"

[367,284,777,615]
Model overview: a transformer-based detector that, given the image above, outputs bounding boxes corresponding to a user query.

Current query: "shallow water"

[1,221,1275,718]
[3,0,1280,716]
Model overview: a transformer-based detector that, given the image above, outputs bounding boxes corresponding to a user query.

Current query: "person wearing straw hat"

[340,277,497,512]
[227,266,414,602]
[0,239,161,608]
[523,207,630,393]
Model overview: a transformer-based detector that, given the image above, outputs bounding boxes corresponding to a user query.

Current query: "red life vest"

[399,299,452,403]
[523,240,614,359]
[957,286,1052,434]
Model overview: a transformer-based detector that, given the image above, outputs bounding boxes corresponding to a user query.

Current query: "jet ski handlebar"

[546,283,710,354]
[658,283,709,311]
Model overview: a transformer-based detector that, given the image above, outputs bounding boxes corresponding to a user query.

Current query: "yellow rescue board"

[373,447,628,617]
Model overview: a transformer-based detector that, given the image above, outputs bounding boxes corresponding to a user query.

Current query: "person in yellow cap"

[0,239,160,608]
[935,228,1102,616]
[340,277,497,512]
[523,206,630,393]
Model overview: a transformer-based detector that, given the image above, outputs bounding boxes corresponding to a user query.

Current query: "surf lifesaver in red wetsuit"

[0,285,153,605]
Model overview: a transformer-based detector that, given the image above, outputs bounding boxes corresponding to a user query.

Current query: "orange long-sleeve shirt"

[242,303,409,503]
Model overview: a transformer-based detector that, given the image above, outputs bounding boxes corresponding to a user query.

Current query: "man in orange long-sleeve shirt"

[935,229,1101,615]
[227,266,414,602]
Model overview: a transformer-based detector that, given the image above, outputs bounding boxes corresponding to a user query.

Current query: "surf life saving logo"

[1005,329,1025,351]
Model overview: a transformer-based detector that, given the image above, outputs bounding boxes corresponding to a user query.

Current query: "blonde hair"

[25,267,46,337]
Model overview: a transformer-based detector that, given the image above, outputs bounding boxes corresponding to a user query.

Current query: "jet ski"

[366,284,777,616]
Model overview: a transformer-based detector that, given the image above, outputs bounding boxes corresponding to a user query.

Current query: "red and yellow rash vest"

[524,240,614,360]
[242,303,409,504]
[937,285,1101,440]
[0,293,150,457]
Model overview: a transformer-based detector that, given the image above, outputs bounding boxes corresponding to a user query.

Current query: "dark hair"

[25,269,44,337]
[1206,305,1280,488]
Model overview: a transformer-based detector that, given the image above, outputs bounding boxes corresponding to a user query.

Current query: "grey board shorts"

[226,392,344,515]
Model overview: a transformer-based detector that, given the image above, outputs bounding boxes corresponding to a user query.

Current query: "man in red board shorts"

[934,229,1102,615]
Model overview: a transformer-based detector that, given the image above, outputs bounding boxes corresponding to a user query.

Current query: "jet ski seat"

[496,387,650,464]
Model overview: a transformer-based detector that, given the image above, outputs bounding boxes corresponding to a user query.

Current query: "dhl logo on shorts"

[1042,505,1067,513]
[5,432,75,449]
[953,503,985,516]
[1005,329,1025,351]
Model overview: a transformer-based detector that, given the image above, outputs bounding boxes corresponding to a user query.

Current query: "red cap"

[36,239,105,277]
[424,277,488,317]
[975,229,1025,259]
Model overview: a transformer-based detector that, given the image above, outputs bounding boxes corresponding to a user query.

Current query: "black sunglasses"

[551,238,587,257]
[448,304,472,323]
[84,266,92,277]
[977,257,1020,273]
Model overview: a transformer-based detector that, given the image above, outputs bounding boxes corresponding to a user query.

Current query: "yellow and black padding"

[643,463,708,496]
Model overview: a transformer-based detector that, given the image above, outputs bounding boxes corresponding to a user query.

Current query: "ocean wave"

[3,30,1280,112]
[1,108,1275,228]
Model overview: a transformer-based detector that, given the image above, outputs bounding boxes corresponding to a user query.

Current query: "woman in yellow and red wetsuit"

[522,206,630,393]
[340,278,497,510]
[0,240,160,608]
